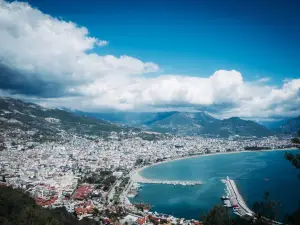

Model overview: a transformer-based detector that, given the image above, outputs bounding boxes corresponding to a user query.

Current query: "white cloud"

[0,0,299,119]
[0,0,158,88]
[96,40,109,47]
[41,70,300,119]
[257,77,271,83]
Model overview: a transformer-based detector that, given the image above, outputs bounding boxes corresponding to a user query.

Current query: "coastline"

[130,147,299,183]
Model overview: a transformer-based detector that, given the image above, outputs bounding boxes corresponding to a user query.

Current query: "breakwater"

[223,177,254,217]
[135,178,202,185]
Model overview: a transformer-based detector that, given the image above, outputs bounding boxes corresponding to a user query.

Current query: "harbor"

[222,176,283,225]
[131,168,202,186]
[129,151,300,220]
[222,176,254,217]
[127,171,202,200]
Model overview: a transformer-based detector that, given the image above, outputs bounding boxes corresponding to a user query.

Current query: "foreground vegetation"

[0,186,99,225]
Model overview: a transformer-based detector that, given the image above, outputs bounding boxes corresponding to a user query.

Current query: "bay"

[131,149,300,220]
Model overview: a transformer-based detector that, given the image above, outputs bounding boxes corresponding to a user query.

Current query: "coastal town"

[1,0,300,224]
[0,131,297,225]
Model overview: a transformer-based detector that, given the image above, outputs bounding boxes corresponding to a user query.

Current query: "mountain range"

[76,111,278,137]
[1,97,299,139]
[277,115,300,134]
[78,111,300,137]
[0,97,126,143]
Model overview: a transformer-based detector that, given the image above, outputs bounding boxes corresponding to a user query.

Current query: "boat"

[223,199,232,208]
[127,193,137,198]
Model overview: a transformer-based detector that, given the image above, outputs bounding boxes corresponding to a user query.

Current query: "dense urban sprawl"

[0,132,296,225]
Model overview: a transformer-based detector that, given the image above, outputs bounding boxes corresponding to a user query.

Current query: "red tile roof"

[137,216,148,225]
[35,196,58,206]
[72,184,93,200]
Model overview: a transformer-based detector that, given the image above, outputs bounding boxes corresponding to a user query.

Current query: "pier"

[223,177,283,225]
[131,170,202,185]
[224,177,254,217]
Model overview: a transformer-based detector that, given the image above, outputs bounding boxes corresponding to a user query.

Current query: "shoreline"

[127,147,299,220]
[130,147,299,183]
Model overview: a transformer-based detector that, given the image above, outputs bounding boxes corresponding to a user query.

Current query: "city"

[0,131,296,224]
[1,0,300,224]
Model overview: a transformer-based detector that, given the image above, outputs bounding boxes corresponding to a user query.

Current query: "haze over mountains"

[75,111,300,137]
[1,97,299,139]
[278,115,300,134]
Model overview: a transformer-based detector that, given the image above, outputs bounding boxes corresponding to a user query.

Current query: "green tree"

[291,137,300,145]
[285,130,300,171]
[201,205,232,225]
[252,192,281,222]
[284,152,300,169]
[0,186,99,225]
[93,208,99,215]
[283,131,300,225]
[291,129,300,145]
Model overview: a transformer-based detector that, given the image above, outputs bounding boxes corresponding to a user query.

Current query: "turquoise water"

[131,150,300,220]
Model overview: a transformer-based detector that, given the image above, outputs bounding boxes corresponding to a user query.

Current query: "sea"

[130,149,300,220]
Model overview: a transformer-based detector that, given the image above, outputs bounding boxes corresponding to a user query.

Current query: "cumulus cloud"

[67,71,299,118]
[0,0,299,119]
[0,0,158,96]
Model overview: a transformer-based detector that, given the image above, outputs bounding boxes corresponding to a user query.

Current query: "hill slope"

[277,115,300,134]
[199,117,273,138]
[0,97,124,142]
[0,186,98,225]
[147,112,217,135]
[80,111,273,137]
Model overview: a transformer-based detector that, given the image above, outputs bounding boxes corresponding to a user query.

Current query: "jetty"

[223,176,254,217]
[223,176,283,225]
[131,170,202,185]
[133,177,202,185]
[137,179,202,185]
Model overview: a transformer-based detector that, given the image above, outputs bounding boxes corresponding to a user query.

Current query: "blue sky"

[0,0,299,118]
[25,0,300,83]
